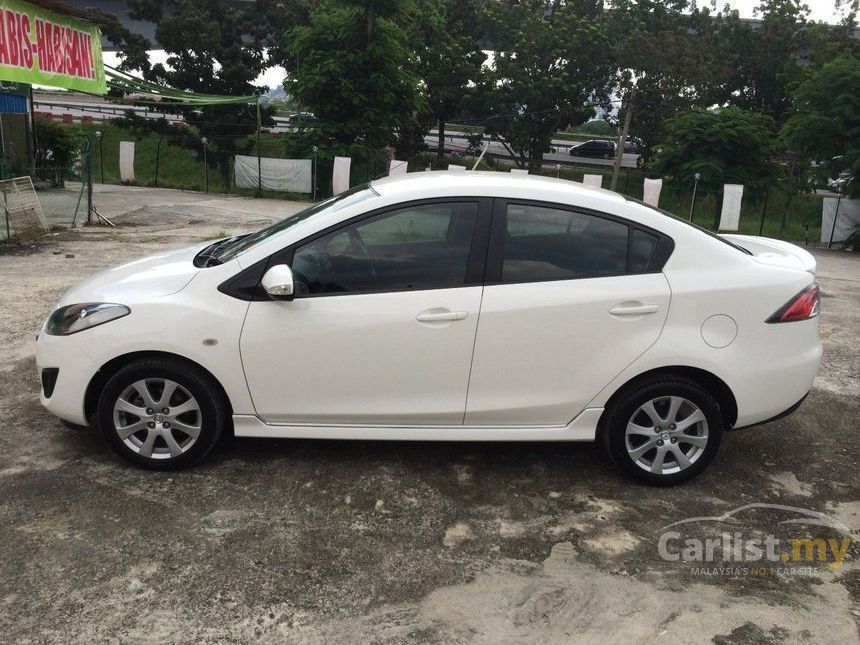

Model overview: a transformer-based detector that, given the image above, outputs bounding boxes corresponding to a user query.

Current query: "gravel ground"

[0,185,858,644]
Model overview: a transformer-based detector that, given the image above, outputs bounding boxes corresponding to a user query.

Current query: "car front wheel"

[602,376,723,485]
[97,357,227,470]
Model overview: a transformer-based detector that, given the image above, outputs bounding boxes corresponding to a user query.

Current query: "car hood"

[720,234,816,275]
[57,243,205,306]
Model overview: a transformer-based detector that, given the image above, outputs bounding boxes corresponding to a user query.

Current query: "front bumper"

[35,331,99,426]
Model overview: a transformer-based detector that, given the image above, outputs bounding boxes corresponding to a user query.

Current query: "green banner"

[0,0,105,94]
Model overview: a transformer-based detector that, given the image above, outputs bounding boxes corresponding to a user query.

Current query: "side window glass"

[502,204,629,282]
[291,202,478,296]
[630,229,659,272]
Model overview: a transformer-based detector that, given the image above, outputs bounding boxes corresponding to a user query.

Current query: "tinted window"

[291,202,478,296]
[630,228,658,272]
[502,204,629,282]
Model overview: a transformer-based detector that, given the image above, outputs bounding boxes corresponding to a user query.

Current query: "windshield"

[213,183,379,263]
[624,195,752,255]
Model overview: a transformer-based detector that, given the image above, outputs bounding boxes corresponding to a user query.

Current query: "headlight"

[45,303,130,336]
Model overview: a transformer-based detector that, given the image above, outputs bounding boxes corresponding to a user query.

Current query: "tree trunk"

[528,151,543,174]
[437,121,445,160]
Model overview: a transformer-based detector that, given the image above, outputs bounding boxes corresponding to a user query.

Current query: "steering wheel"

[348,228,377,282]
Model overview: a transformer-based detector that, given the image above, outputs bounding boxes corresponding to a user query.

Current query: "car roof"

[370,171,628,208]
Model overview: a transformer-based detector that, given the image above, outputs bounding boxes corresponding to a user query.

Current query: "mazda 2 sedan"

[36,173,821,484]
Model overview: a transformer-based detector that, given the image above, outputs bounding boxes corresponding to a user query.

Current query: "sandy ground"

[0,185,858,644]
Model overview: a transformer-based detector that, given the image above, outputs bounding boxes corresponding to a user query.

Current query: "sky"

[722,0,848,22]
[102,0,852,90]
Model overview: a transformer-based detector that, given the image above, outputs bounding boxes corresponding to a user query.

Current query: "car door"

[240,199,491,425]
[465,200,672,426]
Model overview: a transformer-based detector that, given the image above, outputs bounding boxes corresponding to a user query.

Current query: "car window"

[214,184,379,263]
[501,204,630,282]
[291,202,478,296]
[630,228,658,272]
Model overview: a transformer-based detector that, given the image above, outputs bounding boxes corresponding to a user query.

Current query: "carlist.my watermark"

[656,503,855,576]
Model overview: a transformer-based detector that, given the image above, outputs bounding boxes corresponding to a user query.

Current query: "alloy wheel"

[112,378,202,459]
[624,395,709,475]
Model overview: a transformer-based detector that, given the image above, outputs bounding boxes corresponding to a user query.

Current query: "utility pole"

[610,86,635,192]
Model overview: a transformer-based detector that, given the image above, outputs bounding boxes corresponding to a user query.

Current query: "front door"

[240,199,490,425]
[465,200,671,426]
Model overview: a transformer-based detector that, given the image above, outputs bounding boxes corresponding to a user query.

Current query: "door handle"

[609,303,660,316]
[416,310,469,323]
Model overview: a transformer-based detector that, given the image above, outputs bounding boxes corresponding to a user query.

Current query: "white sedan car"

[36,173,821,484]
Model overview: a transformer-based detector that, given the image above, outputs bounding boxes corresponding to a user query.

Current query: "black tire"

[97,357,227,470]
[601,375,723,486]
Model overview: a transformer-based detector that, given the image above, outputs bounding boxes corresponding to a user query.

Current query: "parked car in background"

[36,173,820,485]
[569,139,616,159]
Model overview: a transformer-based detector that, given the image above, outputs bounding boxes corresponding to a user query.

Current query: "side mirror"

[261,264,295,300]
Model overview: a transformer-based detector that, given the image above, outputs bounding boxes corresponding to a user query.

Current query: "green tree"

[418,0,486,159]
[285,0,423,164]
[781,55,860,197]
[127,0,276,188]
[472,0,612,172]
[720,0,809,125]
[648,107,780,228]
[607,1,731,161]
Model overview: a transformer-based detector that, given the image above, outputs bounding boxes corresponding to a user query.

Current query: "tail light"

[766,283,820,323]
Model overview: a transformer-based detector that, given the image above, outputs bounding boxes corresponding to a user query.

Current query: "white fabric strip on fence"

[643,178,663,207]
[719,183,744,231]
[234,155,312,193]
[332,156,351,195]
[389,160,408,176]
[119,141,135,183]
[821,197,860,243]
[447,164,466,172]
[582,174,602,188]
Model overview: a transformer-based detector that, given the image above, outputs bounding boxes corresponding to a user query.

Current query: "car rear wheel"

[97,357,227,470]
[602,376,723,485]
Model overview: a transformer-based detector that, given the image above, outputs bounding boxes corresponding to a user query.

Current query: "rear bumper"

[733,391,809,430]
[731,332,821,428]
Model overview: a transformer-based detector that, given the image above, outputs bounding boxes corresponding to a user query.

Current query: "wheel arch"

[597,366,738,433]
[84,350,234,423]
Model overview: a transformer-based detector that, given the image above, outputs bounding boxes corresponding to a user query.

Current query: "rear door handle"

[416,310,468,323]
[609,304,660,316]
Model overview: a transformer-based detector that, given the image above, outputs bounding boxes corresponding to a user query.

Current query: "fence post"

[154,136,162,187]
[86,148,93,224]
[256,98,262,197]
[201,137,209,193]
[689,173,700,222]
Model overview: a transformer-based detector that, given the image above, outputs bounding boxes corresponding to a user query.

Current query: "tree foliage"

[471,0,613,172]
[781,55,860,196]
[649,107,779,186]
[648,107,780,225]
[125,0,276,187]
[417,0,486,158]
[285,0,423,160]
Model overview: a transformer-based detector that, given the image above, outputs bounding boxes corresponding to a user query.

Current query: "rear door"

[465,200,672,426]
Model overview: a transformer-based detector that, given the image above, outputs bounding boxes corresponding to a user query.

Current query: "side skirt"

[232,408,603,442]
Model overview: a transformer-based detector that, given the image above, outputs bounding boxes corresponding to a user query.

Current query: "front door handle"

[416,310,469,323]
[609,303,660,316]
